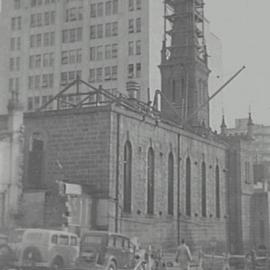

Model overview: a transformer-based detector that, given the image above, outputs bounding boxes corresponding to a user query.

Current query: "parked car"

[75,231,137,270]
[8,228,79,269]
[0,233,14,270]
[227,255,246,270]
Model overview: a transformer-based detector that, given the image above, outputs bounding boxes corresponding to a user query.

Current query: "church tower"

[160,0,210,127]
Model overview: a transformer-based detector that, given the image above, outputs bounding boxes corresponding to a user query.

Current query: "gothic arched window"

[186,157,191,216]
[123,141,132,213]
[172,80,176,101]
[147,147,155,215]
[201,161,207,217]
[215,165,220,218]
[168,153,174,215]
[28,132,44,188]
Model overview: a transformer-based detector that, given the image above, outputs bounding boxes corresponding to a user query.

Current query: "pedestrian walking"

[175,239,193,270]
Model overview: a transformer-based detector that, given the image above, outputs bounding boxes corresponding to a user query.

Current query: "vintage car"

[75,231,137,270]
[8,228,79,269]
[0,233,14,270]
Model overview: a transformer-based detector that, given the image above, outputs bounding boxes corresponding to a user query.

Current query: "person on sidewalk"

[175,239,193,270]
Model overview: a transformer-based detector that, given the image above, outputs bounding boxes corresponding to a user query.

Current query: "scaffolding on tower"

[163,0,208,63]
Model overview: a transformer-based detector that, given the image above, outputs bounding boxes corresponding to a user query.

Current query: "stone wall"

[109,106,227,251]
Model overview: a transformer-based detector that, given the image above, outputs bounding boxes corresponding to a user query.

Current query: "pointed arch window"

[168,153,174,215]
[123,141,132,213]
[28,132,44,188]
[201,161,207,217]
[215,165,220,218]
[186,157,191,216]
[181,77,185,98]
[147,147,154,215]
[172,80,176,101]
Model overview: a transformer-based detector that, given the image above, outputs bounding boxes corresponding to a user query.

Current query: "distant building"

[227,117,270,162]
[0,0,164,113]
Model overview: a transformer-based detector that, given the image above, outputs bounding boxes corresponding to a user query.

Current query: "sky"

[205,0,270,129]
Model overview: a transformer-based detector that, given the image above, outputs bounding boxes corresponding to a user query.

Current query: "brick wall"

[24,107,111,194]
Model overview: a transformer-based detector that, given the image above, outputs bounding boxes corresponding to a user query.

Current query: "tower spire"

[160,0,210,127]
[220,111,227,136]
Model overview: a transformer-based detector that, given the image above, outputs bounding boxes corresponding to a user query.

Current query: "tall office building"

[0,0,164,113]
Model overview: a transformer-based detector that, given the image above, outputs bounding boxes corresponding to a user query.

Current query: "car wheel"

[0,244,14,268]
[51,257,64,270]
[23,246,42,265]
[108,261,117,270]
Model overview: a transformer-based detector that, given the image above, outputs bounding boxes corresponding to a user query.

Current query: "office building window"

[14,0,21,9]
[89,69,95,83]
[105,1,112,16]
[123,141,132,213]
[136,0,142,10]
[9,57,20,71]
[136,18,141,32]
[97,24,103,38]
[128,41,134,56]
[90,4,97,18]
[31,0,43,7]
[105,23,111,37]
[42,73,54,88]
[136,40,141,55]
[105,45,111,59]
[96,46,103,60]
[9,77,19,92]
[10,37,21,51]
[96,68,103,82]
[104,66,111,80]
[11,17,21,31]
[97,2,103,17]
[112,0,118,14]
[129,0,134,11]
[128,64,134,79]
[89,47,96,61]
[28,97,33,111]
[128,19,134,33]
[112,44,118,58]
[112,22,118,36]
[65,6,83,22]
[112,66,117,80]
[60,70,81,86]
[136,63,141,78]
[90,25,96,39]
[62,28,82,43]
